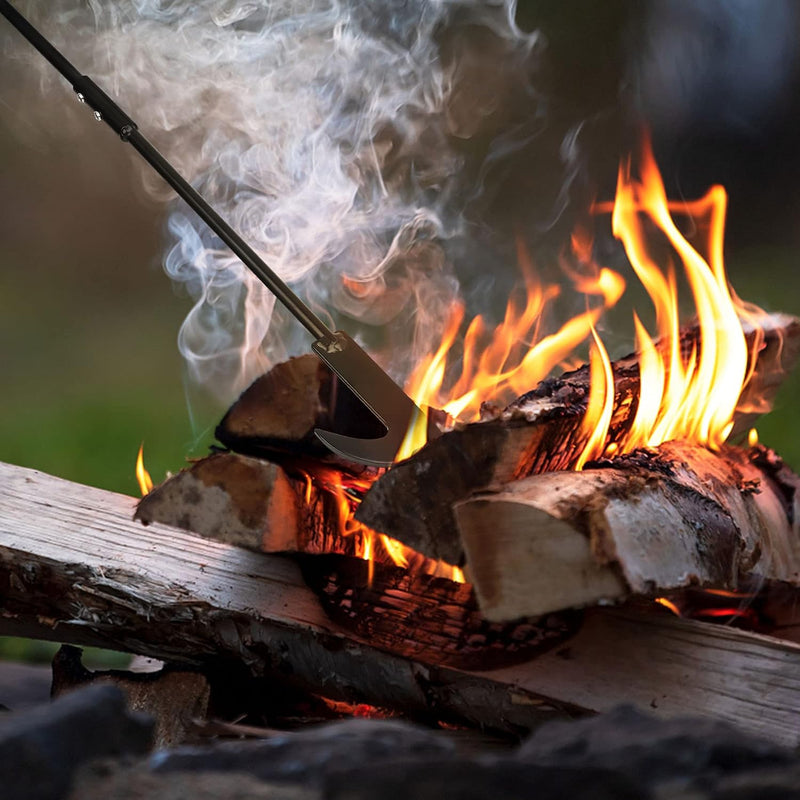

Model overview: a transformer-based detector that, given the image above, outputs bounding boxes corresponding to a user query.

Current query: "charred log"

[136,453,578,669]
[300,555,582,670]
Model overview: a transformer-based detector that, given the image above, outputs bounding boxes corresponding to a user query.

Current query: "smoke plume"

[9,0,546,406]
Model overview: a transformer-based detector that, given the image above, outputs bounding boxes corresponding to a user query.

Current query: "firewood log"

[214,354,385,465]
[9,462,800,746]
[135,453,344,557]
[214,352,445,470]
[454,441,800,621]
[356,312,800,564]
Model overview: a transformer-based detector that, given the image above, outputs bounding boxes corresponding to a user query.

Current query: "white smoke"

[10,0,541,405]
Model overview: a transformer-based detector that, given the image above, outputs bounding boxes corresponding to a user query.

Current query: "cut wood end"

[135,453,296,552]
[217,355,328,444]
[454,492,627,622]
[215,353,385,465]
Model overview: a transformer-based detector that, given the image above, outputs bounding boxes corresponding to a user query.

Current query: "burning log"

[135,453,578,669]
[356,312,800,564]
[454,441,800,621]
[139,311,800,626]
[7,462,800,745]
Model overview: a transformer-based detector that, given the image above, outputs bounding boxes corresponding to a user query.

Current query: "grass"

[0,262,216,495]
[0,638,131,670]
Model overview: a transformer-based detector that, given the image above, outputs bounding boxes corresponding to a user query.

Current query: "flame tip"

[135,442,154,496]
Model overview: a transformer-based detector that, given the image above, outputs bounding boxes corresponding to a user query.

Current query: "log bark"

[356,312,800,564]
[7,462,800,745]
[454,441,800,621]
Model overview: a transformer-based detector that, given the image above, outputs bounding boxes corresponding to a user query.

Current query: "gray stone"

[0,683,153,800]
[516,705,792,790]
[150,718,457,785]
[323,759,646,800]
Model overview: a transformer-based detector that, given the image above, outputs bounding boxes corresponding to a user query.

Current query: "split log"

[214,354,382,464]
[7,463,800,745]
[453,441,800,621]
[135,452,579,669]
[214,354,443,469]
[134,453,343,557]
[356,312,800,564]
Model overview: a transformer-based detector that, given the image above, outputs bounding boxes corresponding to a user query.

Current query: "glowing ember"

[136,443,153,496]
[299,465,465,584]
[654,597,681,616]
[655,588,762,628]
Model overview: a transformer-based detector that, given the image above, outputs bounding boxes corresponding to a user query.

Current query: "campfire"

[6,4,800,795]
[136,138,800,663]
[3,128,800,800]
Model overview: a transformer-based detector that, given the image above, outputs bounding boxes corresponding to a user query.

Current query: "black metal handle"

[0,0,334,344]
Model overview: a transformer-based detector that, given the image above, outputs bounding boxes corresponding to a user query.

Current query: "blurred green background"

[0,68,212,496]
[0,47,214,667]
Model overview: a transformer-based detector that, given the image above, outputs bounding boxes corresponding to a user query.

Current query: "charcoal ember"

[515,705,792,790]
[149,718,458,786]
[323,760,644,800]
[0,683,153,800]
[300,554,582,670]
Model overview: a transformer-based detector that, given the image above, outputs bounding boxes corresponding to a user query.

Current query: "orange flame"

[574,325,615,470]
[398,238,627,460]
[300,464,465,584]
[136,443,153,496]
[603,137,749,455]
[402,134,763,470]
